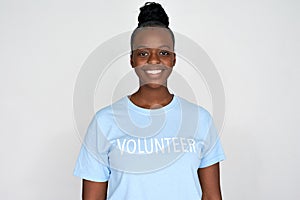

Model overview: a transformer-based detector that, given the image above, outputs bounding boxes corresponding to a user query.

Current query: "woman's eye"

[137,51,149,57]
[159,50,171,56]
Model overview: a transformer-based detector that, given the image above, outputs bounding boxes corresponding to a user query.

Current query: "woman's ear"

[172,53,176,66]
[130,54,134,68]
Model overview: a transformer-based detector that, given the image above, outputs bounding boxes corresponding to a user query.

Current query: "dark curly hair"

[131,2,175,51]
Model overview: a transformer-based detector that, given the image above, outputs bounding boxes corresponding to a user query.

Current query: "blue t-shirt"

[74,95,225,199]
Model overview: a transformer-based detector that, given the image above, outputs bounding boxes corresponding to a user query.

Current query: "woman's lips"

[145,69,163,75]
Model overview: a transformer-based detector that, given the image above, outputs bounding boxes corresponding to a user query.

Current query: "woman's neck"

[130,85,174,109]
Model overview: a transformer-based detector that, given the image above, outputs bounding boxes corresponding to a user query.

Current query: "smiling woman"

[73,2,225,200]
[130,26,176,107]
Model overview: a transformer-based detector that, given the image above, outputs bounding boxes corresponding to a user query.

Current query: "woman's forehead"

[132,27,174,50]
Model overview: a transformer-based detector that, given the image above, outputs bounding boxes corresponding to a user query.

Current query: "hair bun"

[138,2,169,27]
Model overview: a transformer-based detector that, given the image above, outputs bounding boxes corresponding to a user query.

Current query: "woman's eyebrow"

[133,45,172,50]
[158,45,171,49]
[134,45,148,49]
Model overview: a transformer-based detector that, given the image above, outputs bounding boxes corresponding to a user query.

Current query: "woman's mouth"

[145,69,163,75]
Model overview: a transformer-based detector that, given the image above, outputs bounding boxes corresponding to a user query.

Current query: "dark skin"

[82,180,107,200]
[129,28,176,108]
[198,163,222,200]
[82,27,222,200]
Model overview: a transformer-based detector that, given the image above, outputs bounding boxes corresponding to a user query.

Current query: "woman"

[74,2,225,200]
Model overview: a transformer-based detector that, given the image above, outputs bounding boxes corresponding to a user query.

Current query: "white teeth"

[145,70,162,74]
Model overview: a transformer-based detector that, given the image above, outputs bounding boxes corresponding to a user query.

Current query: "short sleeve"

[73,114,111,182]
[199,138,225,168]
[198,112,226,168]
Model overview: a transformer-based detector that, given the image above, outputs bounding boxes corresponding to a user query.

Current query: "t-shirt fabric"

[74,95,225,199]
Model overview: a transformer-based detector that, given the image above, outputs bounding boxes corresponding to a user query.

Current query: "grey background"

[0,0,299,199]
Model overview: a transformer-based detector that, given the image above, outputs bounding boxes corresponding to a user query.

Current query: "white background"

[1,0,299,199]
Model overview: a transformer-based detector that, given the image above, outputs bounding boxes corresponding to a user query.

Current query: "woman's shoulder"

[94,96,128,119]
[175,95,212,119]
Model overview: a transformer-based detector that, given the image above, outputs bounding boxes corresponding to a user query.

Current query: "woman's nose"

[147,50,160,64]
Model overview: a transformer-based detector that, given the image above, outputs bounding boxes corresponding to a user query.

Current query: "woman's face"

[131,27,176,88]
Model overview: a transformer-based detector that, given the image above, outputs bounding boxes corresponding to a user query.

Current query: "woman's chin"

[142,82,167,89]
